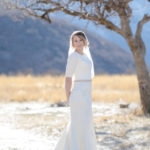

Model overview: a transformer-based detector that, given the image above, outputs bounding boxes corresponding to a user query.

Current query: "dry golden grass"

[93,74,140,103]
[0,74,140,103]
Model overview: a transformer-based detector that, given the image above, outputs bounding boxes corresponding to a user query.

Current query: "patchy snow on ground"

[0,101,150,150]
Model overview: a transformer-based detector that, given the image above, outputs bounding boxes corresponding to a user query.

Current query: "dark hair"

[74,31,86,40]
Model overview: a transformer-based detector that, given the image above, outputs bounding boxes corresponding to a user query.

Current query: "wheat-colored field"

[0,74,140,103]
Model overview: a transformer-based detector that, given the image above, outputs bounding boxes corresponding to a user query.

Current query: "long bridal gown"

[54,51,97,150]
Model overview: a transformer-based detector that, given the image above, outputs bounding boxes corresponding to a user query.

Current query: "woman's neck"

[75,49,84,55]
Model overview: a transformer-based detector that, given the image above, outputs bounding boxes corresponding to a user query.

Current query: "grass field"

[0,74,140,103]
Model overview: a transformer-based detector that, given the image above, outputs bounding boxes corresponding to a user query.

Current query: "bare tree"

[3,0,150,115]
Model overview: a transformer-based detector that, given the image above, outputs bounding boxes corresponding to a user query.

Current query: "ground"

[0,101,150,150]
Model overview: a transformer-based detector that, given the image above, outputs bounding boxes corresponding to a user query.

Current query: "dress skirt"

[54,81,97,150]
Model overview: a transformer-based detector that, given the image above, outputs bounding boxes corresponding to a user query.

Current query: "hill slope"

[0,12,135,75]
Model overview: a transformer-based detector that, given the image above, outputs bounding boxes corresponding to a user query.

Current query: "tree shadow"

[95,124,150,150]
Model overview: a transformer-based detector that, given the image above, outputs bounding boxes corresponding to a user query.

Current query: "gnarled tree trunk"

[125,13,150,115]
[131,46,150,114]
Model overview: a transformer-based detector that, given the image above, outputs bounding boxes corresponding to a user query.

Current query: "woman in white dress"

[54,31,97,150]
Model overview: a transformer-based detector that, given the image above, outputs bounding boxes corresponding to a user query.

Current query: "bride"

[54,30,97,150]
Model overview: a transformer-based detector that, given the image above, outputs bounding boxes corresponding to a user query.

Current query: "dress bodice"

[65,51,93,81]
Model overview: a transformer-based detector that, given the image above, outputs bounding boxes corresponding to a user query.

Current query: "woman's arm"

[65,77,72,102]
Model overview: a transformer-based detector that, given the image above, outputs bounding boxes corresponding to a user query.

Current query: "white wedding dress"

[54,51,97,150]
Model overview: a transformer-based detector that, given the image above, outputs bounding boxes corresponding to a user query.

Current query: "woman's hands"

[66,91,71,102]
[66,90,71,107]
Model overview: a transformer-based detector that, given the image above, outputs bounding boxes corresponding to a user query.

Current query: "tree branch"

[135,14,150,38]
[19,0,122,35]
[60,6,122,35]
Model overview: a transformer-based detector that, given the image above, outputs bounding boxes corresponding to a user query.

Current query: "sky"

[50,0,150,67]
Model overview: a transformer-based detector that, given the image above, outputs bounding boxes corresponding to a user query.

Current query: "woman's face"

[72,35,85,51]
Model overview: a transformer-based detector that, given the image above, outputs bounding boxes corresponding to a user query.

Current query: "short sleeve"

[65,53,78,77]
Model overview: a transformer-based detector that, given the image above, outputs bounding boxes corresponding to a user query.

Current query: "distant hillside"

[0,11,135,75]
